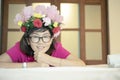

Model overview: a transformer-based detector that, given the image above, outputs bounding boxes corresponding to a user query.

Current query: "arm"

[0,62,49,68]
[0,53,49,68]
[61,54,86,66]
[34,53,86,67]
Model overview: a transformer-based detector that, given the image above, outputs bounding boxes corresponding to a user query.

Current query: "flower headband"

[14,5,63,37]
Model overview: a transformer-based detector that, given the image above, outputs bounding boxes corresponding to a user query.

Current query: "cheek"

[47,38,53,46]
[30,43,37,51]
[41,39,53,52]
[45,43,51,49]
[44,40,53,50]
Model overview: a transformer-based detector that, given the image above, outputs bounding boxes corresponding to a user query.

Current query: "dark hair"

[20,26,56,57]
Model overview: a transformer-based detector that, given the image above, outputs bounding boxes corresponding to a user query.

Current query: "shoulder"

[14,41,20,48]
[52,41,70,58]
[54,41,66,51]
[6,41,21,55]
[54,41,62,49]
[6,41,22,62]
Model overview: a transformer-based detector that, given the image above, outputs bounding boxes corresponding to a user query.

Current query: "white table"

[0,64,120,80]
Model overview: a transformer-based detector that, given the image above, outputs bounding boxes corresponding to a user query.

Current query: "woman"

[0,5,85,68]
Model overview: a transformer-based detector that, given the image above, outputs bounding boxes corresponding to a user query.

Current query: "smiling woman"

[0,5,85,68]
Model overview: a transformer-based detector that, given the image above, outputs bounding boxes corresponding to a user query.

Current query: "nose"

[38,37,44,44]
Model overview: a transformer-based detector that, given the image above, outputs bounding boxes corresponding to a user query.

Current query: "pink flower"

[46,5,58,21]
[21,26,27,32]
[54,14,63,23]
[34,5,46,15]
[22,6,33,21]
[33,19,42,28]
[52,27,60,34]
[14,13,24,24]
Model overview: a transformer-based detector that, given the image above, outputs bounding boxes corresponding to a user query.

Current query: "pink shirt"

[7,42,70,62]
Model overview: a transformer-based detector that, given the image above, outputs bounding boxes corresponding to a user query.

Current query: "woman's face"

[28,30,53,53]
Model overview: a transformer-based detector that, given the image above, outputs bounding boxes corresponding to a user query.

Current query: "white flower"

[43,17,51,26]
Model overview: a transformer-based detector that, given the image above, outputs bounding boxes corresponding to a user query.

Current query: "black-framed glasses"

[29,36,52,43]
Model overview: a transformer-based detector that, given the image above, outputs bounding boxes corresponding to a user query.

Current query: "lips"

[37,46,45,51]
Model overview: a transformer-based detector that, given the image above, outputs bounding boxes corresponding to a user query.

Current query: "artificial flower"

[54,14,63,23]
[46,5,58,21]
[52,26,60,34]
[14,13,24,24]
[33,13,42,18]
[21,26,27,32]
[18,21,23,26]
[34,5,46,15]
[54,31,60,38]
[53,22,58,27]
[14,5,63,37]
[33,19,42,28]
[23,6,33,21]
[43,17,51,26]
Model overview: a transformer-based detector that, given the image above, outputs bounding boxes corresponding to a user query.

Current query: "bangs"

[35,27,48,32]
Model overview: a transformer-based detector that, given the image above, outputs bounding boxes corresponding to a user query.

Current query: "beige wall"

[6,1,120,55]
[108,0,120,54]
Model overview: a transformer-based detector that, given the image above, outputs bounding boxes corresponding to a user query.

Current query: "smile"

[37,46,45,51]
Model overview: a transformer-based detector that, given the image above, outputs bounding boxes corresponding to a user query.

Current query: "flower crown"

[14,5,63,37]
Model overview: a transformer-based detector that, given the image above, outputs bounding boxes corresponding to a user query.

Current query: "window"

[1,0,108,65]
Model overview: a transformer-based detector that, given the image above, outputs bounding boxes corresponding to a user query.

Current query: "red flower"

[21,26,27,32]
[52,27,60,34]
[33,19,42,28]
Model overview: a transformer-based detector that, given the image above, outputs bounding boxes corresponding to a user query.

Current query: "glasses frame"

[29,36,52,43]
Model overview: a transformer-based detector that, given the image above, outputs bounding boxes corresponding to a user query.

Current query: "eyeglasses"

[29,36,52,43]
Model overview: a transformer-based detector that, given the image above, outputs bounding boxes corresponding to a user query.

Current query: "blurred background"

[0,0,120,65]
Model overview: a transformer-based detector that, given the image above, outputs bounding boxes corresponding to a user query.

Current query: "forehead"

[30,30,50,36]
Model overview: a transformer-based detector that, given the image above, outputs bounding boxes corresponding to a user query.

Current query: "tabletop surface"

[0,64,120,80]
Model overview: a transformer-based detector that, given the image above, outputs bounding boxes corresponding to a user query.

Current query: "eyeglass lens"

[30,36,51,43]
